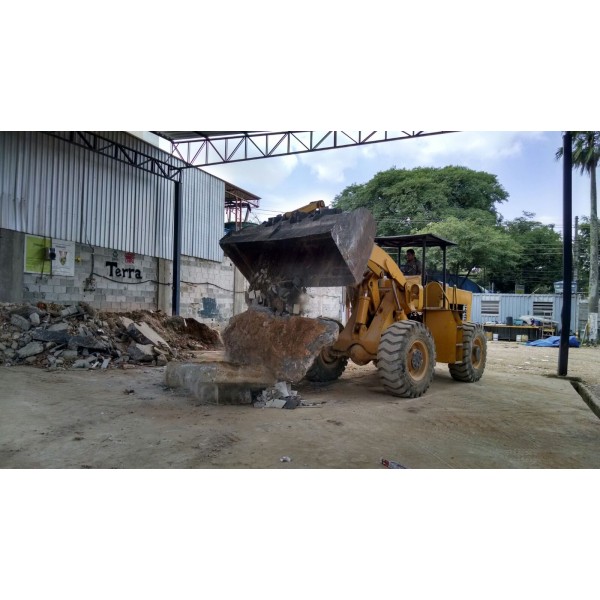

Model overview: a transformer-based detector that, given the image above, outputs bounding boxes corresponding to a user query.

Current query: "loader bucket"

[220,207,376,288]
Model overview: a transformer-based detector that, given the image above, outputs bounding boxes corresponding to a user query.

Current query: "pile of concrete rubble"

[0,302,222,371]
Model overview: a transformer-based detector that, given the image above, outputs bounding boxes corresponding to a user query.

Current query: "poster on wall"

[52,239,75,277]
[24,235,51,274]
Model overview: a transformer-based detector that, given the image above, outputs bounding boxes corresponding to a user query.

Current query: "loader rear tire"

[448,323,487,382]
[377,321,435,398]
[305,318,348,382]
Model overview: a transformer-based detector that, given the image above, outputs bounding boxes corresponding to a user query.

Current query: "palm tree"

[557,132,600,343]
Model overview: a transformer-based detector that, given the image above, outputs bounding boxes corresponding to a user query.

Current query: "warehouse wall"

[0,228,24,302]
[1,228,242,324]
[178,255,244,329]
[0,131,225,262]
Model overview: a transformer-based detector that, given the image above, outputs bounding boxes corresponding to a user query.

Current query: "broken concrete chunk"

[29,313,40,326]
[127,343,156,362]
[17,341,44,358]
[127,321,171,351]
[166,360,274,405]
[67,335,108,351]
[10,305,43,319]
[264,398,287,408]
[60,305,80,318]
[48,322,69,332]
[72,359,91,369]
[32,329,71,344]
[274,381,291,397]
[119,316,134,329]
[11,314,31,332]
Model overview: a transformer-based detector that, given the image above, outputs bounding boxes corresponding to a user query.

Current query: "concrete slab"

[165,353,276,405]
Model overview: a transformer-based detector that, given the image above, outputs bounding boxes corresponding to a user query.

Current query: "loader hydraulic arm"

[365,245,424,314]
[367,245,407,285]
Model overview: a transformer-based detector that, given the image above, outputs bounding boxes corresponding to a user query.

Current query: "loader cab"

[374,233,457,289]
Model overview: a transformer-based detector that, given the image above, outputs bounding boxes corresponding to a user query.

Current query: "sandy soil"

[1,341,599,468]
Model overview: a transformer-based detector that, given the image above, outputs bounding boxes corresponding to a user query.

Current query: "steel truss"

[46,131,184,181]
[163,131,455,167]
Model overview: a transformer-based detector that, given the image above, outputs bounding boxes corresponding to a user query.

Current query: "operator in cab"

[402,248,422,276]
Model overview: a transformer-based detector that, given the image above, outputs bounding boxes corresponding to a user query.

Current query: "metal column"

[558,132,572,376]
[172,181,182,316]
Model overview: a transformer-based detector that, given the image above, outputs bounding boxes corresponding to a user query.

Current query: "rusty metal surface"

[220,207,376,289]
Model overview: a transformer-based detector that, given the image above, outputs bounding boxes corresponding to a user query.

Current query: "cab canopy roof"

[374,233,457,250]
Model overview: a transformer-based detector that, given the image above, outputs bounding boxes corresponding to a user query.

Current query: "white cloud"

[298,148,360,184]
[202,153,299,191]
[361,131,547,167]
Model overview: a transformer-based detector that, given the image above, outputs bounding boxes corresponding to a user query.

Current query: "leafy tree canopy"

[414,217,521,285]
[499,212,563,293]
[333,165,509,235]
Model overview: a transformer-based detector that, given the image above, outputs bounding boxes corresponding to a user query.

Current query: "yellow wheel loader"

[220,206,486,398]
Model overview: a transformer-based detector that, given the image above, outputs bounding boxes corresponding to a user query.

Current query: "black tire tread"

[305,318,347,382]
[377,321,435,398]
[305,352,348,382]
[448,323,487,382]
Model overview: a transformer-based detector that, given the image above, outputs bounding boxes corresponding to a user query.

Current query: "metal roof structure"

[375,233,457,250]
[153,131,456,167]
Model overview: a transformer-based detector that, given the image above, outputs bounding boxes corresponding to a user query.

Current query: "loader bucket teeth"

[219,207,376,288]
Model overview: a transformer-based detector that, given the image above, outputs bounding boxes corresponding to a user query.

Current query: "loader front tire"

[305,318,348,382]
[305,347,348,382]
[377,321,435,398]
[448,323,487,382]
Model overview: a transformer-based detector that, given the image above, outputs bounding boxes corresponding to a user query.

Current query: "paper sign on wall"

[24,235,51,274]
[52,239,75,277]
[24,236,75,276]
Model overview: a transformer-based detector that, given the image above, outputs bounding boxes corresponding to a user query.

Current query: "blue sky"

[202,131,591,236]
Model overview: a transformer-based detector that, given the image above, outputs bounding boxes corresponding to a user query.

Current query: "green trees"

[556,132,599,341]
[333,166,507,235]
[414,217,521,287]
[334,167,563,293]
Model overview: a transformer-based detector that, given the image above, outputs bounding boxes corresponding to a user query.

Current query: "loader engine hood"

[220,207,376,288]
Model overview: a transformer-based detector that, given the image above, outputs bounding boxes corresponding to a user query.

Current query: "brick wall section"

[23,243,158,311]
[179,255,246,329]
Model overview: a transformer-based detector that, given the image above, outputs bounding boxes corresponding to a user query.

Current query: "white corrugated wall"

[471,293,578,330]
[0,131,225,261]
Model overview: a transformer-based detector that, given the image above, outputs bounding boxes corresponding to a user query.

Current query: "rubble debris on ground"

[223,306,339,382]
[253,380,322,409]
[0,302,222,371]
[253,381,299,408]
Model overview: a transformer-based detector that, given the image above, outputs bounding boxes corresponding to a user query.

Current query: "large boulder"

[222,307,339,382]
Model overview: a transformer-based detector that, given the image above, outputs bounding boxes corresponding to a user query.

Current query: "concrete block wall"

[179,256,248,329]
[22,241,158,311]
[304,287,346,323]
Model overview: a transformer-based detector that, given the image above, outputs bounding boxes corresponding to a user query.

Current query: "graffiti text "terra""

[105,261,142,279]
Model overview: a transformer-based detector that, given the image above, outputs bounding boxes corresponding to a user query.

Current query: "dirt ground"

[1,341,599,469]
